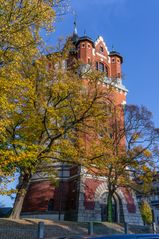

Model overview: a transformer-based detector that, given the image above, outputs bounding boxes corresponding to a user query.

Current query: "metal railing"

[0,220,159,239]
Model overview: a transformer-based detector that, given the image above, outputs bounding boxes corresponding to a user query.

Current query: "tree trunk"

[10,173,31,219]
[107,193,113,222]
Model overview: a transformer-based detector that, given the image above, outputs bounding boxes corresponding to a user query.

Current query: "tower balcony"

[104,76,128,94]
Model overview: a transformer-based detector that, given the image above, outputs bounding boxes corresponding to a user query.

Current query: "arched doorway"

[100,192,118,222]
[94,182,125,223]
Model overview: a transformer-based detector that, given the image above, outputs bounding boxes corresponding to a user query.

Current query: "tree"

[0,0,69,126]
[140,200,153,225]
[0,0,72,218]
[0,33,114,219]
[79,104,159,222]
[0,0,57,153]
[0,0,71,132]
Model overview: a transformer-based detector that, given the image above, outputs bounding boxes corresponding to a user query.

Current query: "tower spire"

[73,11,78,35]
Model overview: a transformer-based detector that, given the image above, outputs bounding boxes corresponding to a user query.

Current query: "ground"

[0,218,154,239]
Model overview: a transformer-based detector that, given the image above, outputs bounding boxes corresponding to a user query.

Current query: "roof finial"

[73,11,77,35]
[84,29,86,36]
[112,45,115,51]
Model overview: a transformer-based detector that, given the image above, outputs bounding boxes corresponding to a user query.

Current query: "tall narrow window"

[100,46,104,53]
[96,62,98,70]
[99,62,104,72]
[105,66,108,76]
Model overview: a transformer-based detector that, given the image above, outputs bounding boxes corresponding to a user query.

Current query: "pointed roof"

[75,35,95,47]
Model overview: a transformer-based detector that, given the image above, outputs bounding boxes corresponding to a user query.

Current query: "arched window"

[99,62,104,72]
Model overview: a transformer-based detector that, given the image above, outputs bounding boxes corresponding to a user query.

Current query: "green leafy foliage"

[140,200,153,225]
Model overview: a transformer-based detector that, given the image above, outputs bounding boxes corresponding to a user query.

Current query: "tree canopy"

[79,104,159,222]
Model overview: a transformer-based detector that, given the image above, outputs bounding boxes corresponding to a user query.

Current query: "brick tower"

[22,26,143,224]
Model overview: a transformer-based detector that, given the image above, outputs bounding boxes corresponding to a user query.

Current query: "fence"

[124,223,153,234]
[0,226,37,239]
[0,220,88,239]
[0,220,159,239]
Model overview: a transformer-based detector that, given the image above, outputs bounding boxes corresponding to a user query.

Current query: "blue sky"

[1,0,159,207]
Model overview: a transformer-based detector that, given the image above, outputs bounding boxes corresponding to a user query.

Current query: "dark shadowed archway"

[94,182,125,223]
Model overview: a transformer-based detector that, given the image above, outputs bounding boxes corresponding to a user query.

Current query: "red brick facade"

[84,179,102,210]
[76,36,123,80]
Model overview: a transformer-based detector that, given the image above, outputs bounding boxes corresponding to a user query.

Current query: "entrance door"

[100,192,117,222]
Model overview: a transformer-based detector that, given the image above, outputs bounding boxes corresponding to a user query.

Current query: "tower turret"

[109,50,123,79]
[75,36,94,64]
